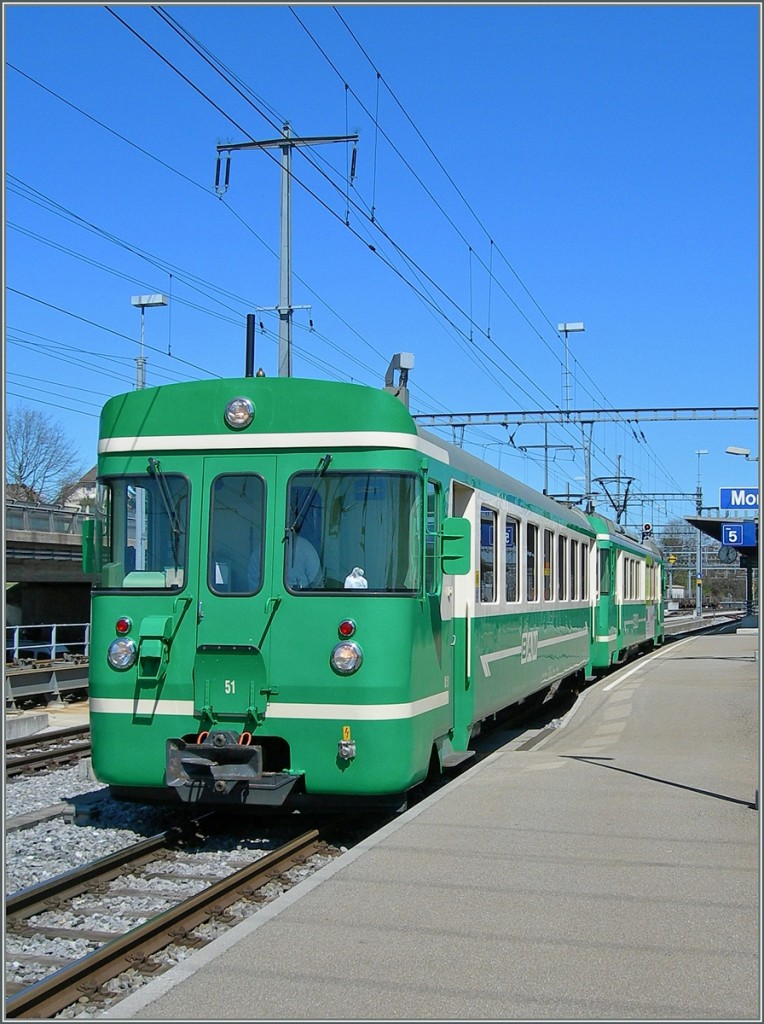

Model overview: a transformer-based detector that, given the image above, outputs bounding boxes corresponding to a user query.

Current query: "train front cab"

[85,446,472,812]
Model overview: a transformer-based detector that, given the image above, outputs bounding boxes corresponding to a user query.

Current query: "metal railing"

[5,623,90,665]
[5,501,93,536]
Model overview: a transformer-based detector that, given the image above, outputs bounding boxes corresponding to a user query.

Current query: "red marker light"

[338,619,356,638]
[115,617,131,635]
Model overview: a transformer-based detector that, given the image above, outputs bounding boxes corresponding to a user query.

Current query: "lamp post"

[130,294,168,569]
[725,445,759,462]
[130,294,168,389]
[694,449,708,618]
[557,322,585,415]
[725,446,758,616]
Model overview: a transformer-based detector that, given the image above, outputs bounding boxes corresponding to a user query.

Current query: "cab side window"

[425,481,441,595]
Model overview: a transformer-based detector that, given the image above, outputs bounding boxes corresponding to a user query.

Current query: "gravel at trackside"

[5,766,191,895]
[6,763,108,819]
[5,764,344,1020]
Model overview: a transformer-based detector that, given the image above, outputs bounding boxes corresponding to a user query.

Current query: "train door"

[193,457,276,727]
[427,478,454,735]
[597,544,619,663]
[450,481,475,749]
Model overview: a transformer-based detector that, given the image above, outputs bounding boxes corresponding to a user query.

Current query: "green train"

[82,361,664,812]
[588,512,664,672]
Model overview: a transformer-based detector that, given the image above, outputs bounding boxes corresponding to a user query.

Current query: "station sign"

[719,487,759,510]
[721,522,757,548]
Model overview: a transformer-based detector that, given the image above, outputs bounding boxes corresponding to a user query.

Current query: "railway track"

[5,725,92,780]
[5,819,332,1019]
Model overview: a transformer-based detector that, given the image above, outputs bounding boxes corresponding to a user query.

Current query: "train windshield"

[93,473,189,590]
[285,471,422,594]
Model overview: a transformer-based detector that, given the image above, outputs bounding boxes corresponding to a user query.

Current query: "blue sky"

[4,3,760,531]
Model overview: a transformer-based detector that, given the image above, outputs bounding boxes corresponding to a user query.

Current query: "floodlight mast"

[130,294,168,389]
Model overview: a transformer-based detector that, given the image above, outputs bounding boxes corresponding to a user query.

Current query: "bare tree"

[5,405,86,504]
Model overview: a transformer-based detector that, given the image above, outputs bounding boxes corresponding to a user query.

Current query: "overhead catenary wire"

[10,89,576,495]
[283,8,649,478]
[7,65,394,373]
[145,5,551,392]
[9,165,453,416]
[11,11,682,500]
[8,287,222,379]
[326,6,686,494]
[142,2,640,494]
[322,13,668,427]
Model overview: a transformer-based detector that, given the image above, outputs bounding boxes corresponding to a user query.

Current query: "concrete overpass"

[5,501,94,583]
[5,501,94,623]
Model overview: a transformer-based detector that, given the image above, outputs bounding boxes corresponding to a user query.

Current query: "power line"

[7,287,221,379]
[6,390,100,419]
[285,8,658,488]
[9,12,701,505]
[133,7,566,411]
[321,8,683,491]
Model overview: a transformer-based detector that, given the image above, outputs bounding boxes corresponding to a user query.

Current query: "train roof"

[417,426,594,533]
[587,510,663,557]
[99,376,417,442]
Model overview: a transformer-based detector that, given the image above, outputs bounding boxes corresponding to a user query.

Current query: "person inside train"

[247,532,322,590]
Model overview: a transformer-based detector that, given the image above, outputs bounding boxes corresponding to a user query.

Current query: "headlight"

[224,397,254,429]
[107,637,137,670]
[330,641,363,676]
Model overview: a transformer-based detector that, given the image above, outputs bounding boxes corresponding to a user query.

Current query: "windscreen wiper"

[284,453,332,541]
[147,457,183,565]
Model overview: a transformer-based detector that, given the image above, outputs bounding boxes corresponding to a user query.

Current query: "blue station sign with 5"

[721,522,758,548]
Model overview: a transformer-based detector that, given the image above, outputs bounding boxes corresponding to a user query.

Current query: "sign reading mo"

[720,487,759,510]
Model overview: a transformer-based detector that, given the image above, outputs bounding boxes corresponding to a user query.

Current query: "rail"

[5,828,322,1018]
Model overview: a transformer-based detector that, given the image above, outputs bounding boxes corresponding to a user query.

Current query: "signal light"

[115,617,131,635]
[338,619,356,638]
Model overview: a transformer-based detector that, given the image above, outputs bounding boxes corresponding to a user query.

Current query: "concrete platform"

[110,626,760,1022]
[4,699,90,738]
[4,711,50,741]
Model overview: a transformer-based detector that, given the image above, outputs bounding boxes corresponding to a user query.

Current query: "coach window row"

[479,504,589,605]
[645,561,660,601]
[621,554,645,601]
